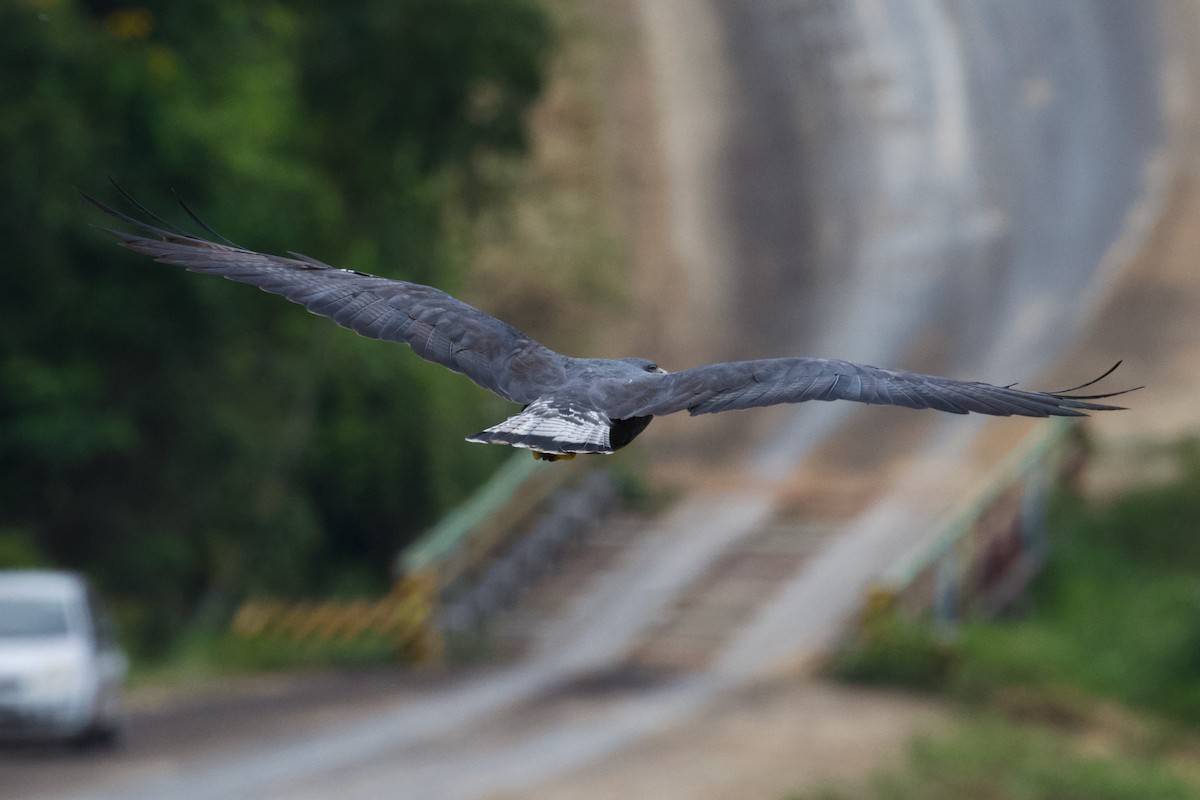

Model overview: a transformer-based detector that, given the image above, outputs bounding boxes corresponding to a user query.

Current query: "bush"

[831,606,957,693]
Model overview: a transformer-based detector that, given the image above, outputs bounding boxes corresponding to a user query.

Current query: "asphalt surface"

[2,2,1167,798]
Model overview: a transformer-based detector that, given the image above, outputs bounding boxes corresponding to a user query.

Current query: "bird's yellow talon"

[532,451,575,462]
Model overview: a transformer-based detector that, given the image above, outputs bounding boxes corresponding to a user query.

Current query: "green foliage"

[793,718,1195,800]
[0,528,45,568]
[954,440,1200,723]
[0,0,551,653]
[830,612,957,693]
[129,628,399,687]
[606,462,677,516]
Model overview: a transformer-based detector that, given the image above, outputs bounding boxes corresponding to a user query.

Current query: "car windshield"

[0,598,71,638]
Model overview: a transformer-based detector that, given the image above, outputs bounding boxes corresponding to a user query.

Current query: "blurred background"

[3,0,1200,798]
[1,0,559,647]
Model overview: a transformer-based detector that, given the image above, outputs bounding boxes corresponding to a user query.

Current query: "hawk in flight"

[87,189,1133,462]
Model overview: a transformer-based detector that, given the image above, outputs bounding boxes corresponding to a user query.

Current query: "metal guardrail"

[229,573,439,662]
[229,419,1077,661]
[867,417,1086,624]
[395,452,576,590]
[438,470,619,637]
[229,419,1083,661]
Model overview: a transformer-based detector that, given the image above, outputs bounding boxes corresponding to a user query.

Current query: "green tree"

[0,0,551,653]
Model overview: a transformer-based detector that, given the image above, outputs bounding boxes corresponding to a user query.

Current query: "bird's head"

[620,357,668,374]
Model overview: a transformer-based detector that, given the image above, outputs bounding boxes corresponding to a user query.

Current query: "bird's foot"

[532,451,575,462]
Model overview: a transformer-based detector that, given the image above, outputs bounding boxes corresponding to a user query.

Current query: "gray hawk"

[86,189,1135,462]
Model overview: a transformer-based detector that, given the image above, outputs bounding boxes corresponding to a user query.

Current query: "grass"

[792,717,1195,800]
[814,438,1200,799]
[954,438,1200,723]
[830,612,957,693]
[127,629,407,690]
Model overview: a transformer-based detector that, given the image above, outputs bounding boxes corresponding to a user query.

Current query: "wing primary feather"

[955,384,1034,416]
[1065,388,1137,400]
[1053,385,1143,401]
[912,379,969,414]
[80,191,177,240]
[1049,361,1122,394]
[985,387,1064,416]
[173,189,242,248]
[966,384,1037,414]
[108,179,194,238]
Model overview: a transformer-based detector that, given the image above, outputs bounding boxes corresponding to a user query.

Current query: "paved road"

[3,2,1166,798]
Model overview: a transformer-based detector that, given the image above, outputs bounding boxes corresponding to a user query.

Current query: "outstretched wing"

[84,192,566,404]
[607,358,1135,419]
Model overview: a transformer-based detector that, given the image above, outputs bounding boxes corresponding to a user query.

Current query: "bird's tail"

[466,398,614,456]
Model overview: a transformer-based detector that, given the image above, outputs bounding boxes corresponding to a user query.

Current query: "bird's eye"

[644,362,659,373]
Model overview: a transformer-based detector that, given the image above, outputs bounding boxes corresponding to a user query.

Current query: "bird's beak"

[656,367,669,374]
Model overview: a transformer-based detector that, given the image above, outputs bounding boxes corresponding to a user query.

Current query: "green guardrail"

[878,416,1077,590]
[231,452,569,666]
[396,451,581,589]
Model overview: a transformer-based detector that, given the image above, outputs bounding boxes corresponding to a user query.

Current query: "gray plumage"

[86,191,1135,461]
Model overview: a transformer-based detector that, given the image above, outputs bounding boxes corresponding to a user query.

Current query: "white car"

[0,570,127,744]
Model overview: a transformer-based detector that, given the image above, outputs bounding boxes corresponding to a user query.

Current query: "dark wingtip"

[81,187,169,237]
[79,187,113,214]
[172,188,242,247]
[1050,361,1124,394]
[86,180,220,245]
[1046,362,1141,407]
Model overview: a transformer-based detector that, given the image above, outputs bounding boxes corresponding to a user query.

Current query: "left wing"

[605,357,1135,419]
[84,191,567,404]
